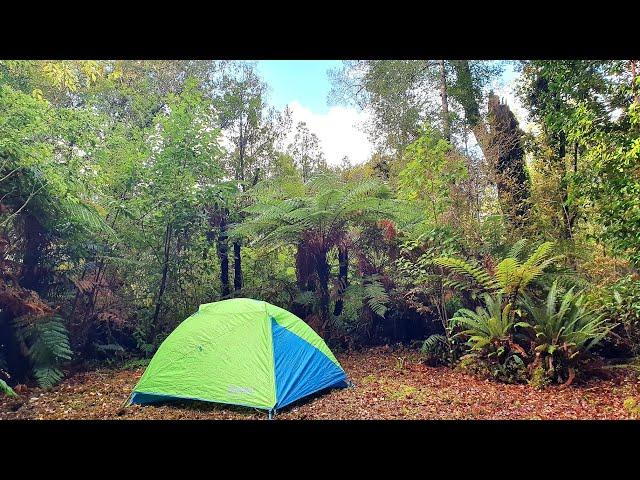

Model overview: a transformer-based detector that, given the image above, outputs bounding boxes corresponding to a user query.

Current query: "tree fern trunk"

[20,213,47,294]
[233,240,242,292]
[333,246,348,316]
[316,252,331,332]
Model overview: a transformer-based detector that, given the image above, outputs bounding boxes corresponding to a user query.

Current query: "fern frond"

[421,334,448,354]
[363,275,389,318]
[0,379,17,397]
[11,314,72,388]
[508,239,528,261]
[435,257,499,291]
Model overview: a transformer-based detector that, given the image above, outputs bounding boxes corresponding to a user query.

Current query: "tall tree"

[288,122,327,182]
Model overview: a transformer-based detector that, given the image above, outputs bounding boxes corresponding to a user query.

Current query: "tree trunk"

[631,60,638,104]
[333,246,348,316]
[439,60,451,142]
[233,240,242,292]
[151,223,172,330]
[315,252,331,331]
[20,213,46,294]
[218,212,230,298]
[487,93,529,226]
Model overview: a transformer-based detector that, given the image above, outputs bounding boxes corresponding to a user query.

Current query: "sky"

[256,60,527,165]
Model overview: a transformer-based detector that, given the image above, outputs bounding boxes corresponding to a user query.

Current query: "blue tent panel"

[130,391,172,405]
[271,318,348,409]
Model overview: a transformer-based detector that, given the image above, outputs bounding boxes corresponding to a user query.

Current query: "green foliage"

[12,316,72,388]
[520,281,614,383]
[435,240,560,300]
[397,126,467,226]
[595,275,640,355]
[421,334,454,366]
[0,379,17,397]
[234,173,392,248]
[338,275,390,339]
[451,293,514,352]
[361,275,389,318]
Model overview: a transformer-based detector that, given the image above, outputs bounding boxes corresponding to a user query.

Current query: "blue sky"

[256,60,341,113]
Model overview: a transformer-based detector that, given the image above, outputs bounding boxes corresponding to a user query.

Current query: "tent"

[128,298,348,414]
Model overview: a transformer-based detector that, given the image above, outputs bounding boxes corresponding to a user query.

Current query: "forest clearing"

[2,60,640,421]
[2,348,640,420]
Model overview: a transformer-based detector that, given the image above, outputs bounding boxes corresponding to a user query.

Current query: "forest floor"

[2,347,640,420]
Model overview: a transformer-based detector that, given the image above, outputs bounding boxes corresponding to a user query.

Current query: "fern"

[522,281,614,356]
[362,275,389,318]
[451,293,514,351]
[61,201,117,238]
[0,378,17,397]
[422,334,448,354]
[507,238,528,261]
[436,240,560,301]
[12,315,72,388]
[434,256,499,292]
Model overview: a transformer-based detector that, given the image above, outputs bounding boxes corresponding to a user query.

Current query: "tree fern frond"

[435,256,499,291]
[508,238,528,261]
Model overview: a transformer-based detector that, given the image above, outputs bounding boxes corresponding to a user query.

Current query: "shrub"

[450,293,528,382]
[0,378,17,397]
[520,281,614,386]
[595,275,640,356]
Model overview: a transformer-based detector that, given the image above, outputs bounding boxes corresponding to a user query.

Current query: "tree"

[329,60,503,156]
[232,173,393,335]
[213,62,289,292]
[288,122,327,182]
[487,93,529,226]
[140,77,224,340]
[397,126,467,227]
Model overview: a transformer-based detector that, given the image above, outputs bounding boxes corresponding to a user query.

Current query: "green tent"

[128,298,348,414]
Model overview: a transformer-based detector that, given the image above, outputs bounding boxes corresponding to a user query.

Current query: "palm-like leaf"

[522,281,614,355]
[451,293,514,350]
[436,240,561,300]
[232,173,392,251]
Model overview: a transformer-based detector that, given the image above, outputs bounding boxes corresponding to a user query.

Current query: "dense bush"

[1,60,639,392]
[595,275,640,357]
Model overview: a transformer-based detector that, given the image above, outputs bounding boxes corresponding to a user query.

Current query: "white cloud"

[285,100,373,166]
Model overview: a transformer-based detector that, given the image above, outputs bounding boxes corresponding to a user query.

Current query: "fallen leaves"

[1,347,639,420]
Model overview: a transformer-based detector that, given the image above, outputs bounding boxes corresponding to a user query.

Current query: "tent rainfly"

[128,298,348,416]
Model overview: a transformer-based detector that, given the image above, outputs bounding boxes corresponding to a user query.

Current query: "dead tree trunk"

[487,94,529,226]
